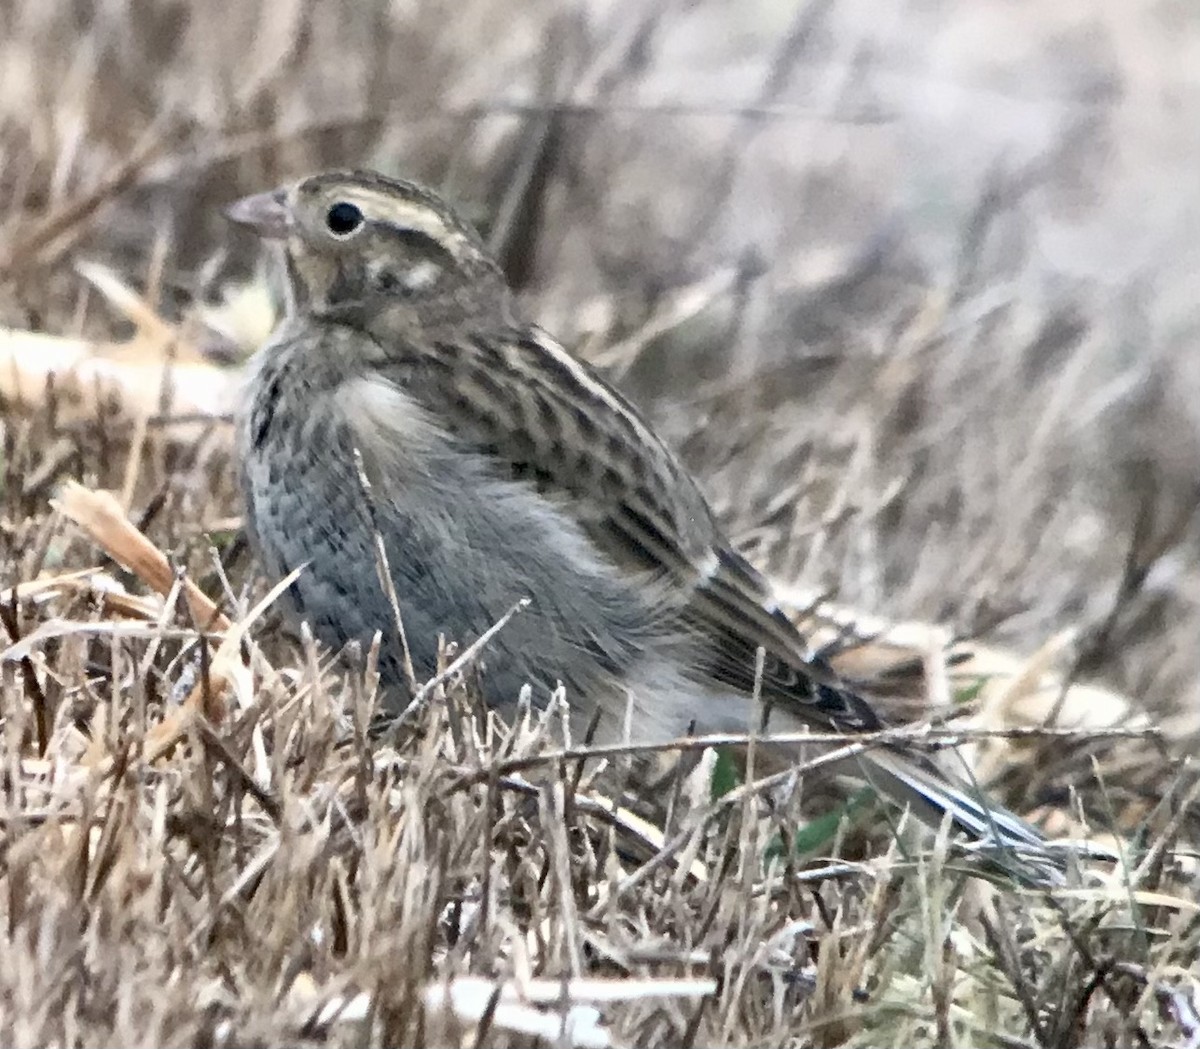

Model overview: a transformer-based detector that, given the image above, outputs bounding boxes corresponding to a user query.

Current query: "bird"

[225,169,1061,884]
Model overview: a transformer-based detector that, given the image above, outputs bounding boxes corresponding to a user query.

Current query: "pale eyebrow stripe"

[338,187,466,248]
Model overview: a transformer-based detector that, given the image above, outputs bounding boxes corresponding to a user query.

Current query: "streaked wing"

[378,324,881,731]
[377,325,720,571]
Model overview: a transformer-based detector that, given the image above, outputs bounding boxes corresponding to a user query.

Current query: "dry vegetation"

[3,1,1200,1045]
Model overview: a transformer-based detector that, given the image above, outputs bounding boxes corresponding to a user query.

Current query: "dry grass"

[3,1,1200,1045]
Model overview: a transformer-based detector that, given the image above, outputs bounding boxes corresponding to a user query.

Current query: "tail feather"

[863,747,1066,887]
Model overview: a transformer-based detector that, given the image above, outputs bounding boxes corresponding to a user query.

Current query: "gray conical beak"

[223,189,291,239]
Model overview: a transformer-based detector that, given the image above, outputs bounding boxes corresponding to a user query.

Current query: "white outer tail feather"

[863,748,1066,886]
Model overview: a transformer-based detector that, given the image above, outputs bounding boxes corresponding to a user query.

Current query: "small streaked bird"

[226,169,1060,884]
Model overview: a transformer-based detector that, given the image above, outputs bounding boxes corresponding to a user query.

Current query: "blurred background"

[3,0,1199,729]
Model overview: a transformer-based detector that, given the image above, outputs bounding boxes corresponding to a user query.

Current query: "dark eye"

[325,201,363,236]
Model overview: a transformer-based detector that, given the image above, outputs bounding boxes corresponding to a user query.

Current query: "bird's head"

[225,170,508,328]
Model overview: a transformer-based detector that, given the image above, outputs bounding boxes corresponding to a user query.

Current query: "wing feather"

[374,324,877,729]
